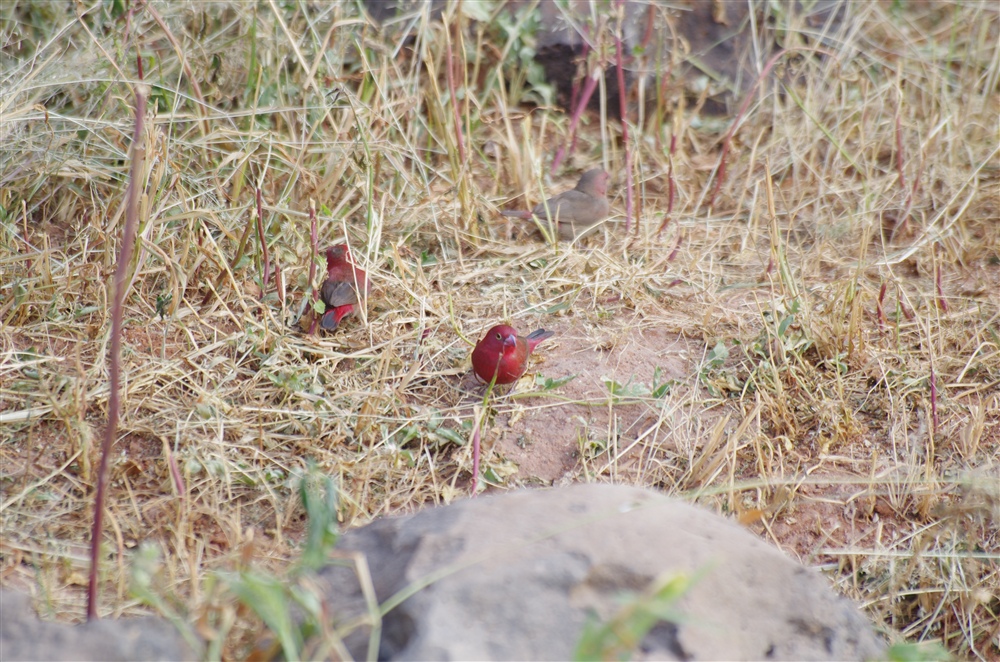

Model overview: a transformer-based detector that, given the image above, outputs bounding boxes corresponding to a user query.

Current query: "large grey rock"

[0,590,191,662]
[316,484,885,661]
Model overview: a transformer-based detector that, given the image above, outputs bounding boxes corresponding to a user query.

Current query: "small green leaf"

[225,571,301,659]
[298,469,339,571]
[483,466,503,483]
[73,305,100,319]
[651,381,673,399]
[233,470,257,487]
[573,571,699,661]
[460,0,493,21]
[433,426,467,446]
[107,0,128,19]
[396,426,421,445]
[777,314,794,338]
[885,641,950,662]
[155,293,172,320]
[536,374,576,390]
[604,378,650,400]
[706,340,729,368]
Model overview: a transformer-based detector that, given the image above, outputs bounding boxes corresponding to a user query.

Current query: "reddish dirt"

[452,310,1000,595]
[459,317,701,484]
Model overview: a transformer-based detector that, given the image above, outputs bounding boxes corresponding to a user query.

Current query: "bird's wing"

[321,279,359,308]
[533,190,591,222]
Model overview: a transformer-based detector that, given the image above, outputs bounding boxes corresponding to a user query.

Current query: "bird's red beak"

[501,333,517,349]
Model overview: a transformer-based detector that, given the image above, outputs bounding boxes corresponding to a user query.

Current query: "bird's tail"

[320,310,340,330]
[525,328,555,349]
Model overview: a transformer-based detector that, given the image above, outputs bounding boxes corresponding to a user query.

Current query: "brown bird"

[502,168,611,240]
[319,244,369,330]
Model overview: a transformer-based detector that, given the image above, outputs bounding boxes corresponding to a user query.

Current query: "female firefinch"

[501,168,610,240]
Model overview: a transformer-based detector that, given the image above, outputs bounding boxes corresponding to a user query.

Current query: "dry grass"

[1,1,998,659]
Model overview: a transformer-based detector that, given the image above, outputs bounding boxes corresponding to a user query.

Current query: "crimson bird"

[319,244,369,330]
[471,324,555,385]
[502,168,611,240]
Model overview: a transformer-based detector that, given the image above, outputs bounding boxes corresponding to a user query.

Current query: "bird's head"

[326,244,350,268]
[577,169,610,197]
[326,244,350,262]
[486,324,518,352]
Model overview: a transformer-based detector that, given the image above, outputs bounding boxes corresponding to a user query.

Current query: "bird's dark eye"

[495,333,502,340]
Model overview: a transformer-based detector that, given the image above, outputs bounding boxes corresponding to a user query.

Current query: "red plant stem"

[899,299,915,321]
[667,232,682,262]
[568,42,590,120]
[640,4,655,50]
[613,4,634,233]
[307,201,319,335]
[255,187,269,300]
[709,48,789,208]
[445,20,466,165]
[657,133,677,235]
[935,244,948,312]
[164,441,184,497]
[88,88,147,621]
[876,281,887,331]
[708,46,838,208]
[551,67,601,174]
[273,257,284,305]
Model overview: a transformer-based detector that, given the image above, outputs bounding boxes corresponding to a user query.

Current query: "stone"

[0,590,192,662]
[314,483,885,660]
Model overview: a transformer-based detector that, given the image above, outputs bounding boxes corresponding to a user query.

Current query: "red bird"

[319,244,369,330]
[471,325,555,385]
